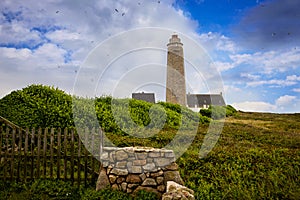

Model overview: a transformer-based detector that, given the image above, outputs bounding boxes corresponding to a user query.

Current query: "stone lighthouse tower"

[166,34,187,106]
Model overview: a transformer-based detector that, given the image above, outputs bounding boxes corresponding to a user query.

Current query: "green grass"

[1,111,300,199]
[0,179,158,200]
[177,111,300,200]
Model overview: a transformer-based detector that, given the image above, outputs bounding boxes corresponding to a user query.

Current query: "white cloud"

[287,75,300,81]
[0,21,41,45]
[240,73,260,81]
[213,61,235,72]
[196,32,238,54]
[229,48,300,74]
[207,46,300,75]
[1,0,300,114]
[224,85,242,93]
[0,47,31,60]
[246,79,297,87]
[216,35,238,53]
[244,74,300,87]
[0,0,203,98]
[46,30,81,42]
[231,95,298,113]
[275,95,296,106]
[232,101,277,112]
[293,88,300,93]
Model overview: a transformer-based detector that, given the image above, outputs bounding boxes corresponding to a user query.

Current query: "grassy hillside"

[1,112,299,199]
[0,85,299,199]
[177,111,300,199]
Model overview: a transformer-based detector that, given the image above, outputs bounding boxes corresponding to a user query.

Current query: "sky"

[0,0,300,113]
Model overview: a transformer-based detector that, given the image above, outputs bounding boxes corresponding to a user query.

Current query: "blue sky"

[0,0,299,113]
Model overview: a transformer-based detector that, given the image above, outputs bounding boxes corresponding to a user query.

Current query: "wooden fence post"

[30,128,35,180]
[57,128,61,180]
[36,128,42,179]
[17,128,22,182]
[50,128,54,179]
[70,129,75,185]
[24,128,29,182]
[43,128,48,179]
[64,128,68,181]
[77,132,81,187]
[10,128,16,181]
[0,126,101,186]
[84,127,88,187]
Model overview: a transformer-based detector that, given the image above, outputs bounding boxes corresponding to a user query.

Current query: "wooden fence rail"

[0,125,103,187]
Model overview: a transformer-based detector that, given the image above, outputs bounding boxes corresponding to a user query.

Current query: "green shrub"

[29,179,80,200]
[225,105,237,117]
[200,105,237,120]
[0,84,74,128]
[134,190,158,200]
[0,85,208,133]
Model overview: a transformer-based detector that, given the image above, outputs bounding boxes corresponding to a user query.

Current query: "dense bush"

[200,105,237,119]
[225,105,237,117]
[0,84,74,128]
[0,84,209,134]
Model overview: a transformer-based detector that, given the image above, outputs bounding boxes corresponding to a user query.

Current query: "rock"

[147,158,154,163]
[127,161,133,169]
[157,184,166,192]
[156,176,164,185]
[116,161,127,168]
[136,152,148,159]
[102,161,109,167]
[109,175,117,184]
[151,170,164,178]
[128,183,139,189]
[111,168,128,176]
[142,178,157,186]
[100,152,109,160]
[126,174,142,183]
[139,173,147,181]
[121,182,127,192]
[165,162,178,171]
[167,181,194,195]
[162,193,173,200]
[96,166,110,191]
[133,159,147,166]
[130,166,142,174]
[116,177,125,184]
[107,165,113,174]
[149,152,161,157]
[162,181,195,200]
[110,151,116,162]
[165,152,175,158]
[164,171,184,185]
[116,150,128,161]
[155,158,172,167]
[143,163,156,171]
[111,184,119,190]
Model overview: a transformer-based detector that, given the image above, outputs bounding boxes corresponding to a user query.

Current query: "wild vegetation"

[0,84,299,199]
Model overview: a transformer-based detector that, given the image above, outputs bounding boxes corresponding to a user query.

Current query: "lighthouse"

[166,34,187,106]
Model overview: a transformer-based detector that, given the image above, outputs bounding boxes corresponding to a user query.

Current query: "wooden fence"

[0,120,103,187]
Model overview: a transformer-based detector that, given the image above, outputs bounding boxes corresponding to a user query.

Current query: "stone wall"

[96,147,185,198]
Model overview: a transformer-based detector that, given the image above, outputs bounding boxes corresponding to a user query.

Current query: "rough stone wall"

[96,147,184,198]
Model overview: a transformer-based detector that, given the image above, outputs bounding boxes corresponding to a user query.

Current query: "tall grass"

[1,111,299,199]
